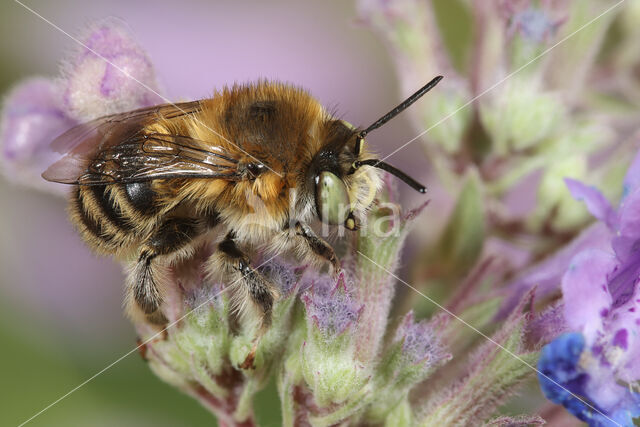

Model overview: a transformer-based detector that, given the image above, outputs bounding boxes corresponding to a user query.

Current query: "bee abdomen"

[121,182,161,217]
[70,185,140,254]
[91,184,134,232]
[148,218,200,255]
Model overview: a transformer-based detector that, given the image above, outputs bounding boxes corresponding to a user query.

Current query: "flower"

[506,6,563,44]
[0,78,75,191]
[301,273,363,339]
[538,333,640,426]
[0,18,162,193]
[394,311,447,367]
[418,291,538,426]
[536,150,640,425]
[278,184,440,426]
[60,18,163,121]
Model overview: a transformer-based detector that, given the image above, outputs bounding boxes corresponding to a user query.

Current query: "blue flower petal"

[538,333,598,422]
[538,333,640,426]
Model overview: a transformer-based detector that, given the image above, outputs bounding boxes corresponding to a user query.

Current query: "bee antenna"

[359,75,443,139]
[353,159,426,193]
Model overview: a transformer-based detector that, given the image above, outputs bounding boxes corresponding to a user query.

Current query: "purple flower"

[538,333,640,426]
[536,151,640,424]
[498,222,612,319]
[0,19,163,191]
[301,272,363,338]
[393,311,448,368]
[0,78,75,190]
[60,19,163,121]
[258,260,301,298]
[504,3,564,43]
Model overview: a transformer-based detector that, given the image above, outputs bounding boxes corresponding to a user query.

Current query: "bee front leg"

[292,221,340,274]
[213,232,279,369]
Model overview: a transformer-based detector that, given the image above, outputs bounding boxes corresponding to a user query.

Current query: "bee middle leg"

[129,217,200,325]
[213,232,279,368]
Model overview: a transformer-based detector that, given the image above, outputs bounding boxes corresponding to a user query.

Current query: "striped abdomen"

[69,181,163,256]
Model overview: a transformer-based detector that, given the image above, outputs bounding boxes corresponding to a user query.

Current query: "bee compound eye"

[315,171,351,225]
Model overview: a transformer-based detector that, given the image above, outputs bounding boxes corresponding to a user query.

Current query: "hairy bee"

[43,76,442,365]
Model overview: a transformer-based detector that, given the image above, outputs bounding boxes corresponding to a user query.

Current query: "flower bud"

[300,273,368,406]
[417,82,471,154]
[60,19,163,121]
[366,311,450,423]
[530,154,588,231]
[0,78,75,191]
[479,77,565,155]
[419,293,537,426]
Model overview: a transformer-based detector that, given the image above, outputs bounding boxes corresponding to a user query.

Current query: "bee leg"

[215,232,278,369]
[131,250,164,317]
[129,218,200,326]
[293,221,340,273]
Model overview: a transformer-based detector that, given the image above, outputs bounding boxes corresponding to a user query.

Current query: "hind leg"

[211,231,279,368]
[127,217,201,325]
[128,251,165,322]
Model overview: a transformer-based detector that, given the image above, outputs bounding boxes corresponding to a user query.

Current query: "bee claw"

[330,262,342,280]
[271,285,282,302]
[240,344,258,370]
[136,338,148,361]
[331,257,341,272]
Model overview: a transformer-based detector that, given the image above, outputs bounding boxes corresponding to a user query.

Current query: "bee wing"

[44,132,241,185]
[42,101,241,184]
[49,101,202,154]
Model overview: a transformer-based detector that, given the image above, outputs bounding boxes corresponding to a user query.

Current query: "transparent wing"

[50,101,202,154]
[44,132,240,185]
[42,101,242,185]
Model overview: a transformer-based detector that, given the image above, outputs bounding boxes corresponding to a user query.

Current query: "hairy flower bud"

[60,19,163,121]
[0,78,75,191]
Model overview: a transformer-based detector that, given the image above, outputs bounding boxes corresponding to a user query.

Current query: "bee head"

[310,75,443,231]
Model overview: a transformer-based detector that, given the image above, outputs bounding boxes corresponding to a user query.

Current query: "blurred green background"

[0,0,470,425]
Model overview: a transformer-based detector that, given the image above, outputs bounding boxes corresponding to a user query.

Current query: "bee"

[43,76,442,366]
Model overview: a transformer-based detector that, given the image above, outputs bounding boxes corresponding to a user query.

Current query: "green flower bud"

[418,84,471,154]
[530,155,589,231]
[383,397,412,427]
[479,78,565,155]
[300,274,368,407]
[364,311,450,424]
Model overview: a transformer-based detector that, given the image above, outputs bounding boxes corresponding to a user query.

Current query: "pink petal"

[622,150,640,198]
[618,187,640,241]
[498,223,611,319]
[0,78,76,190]
[61,19,163,121]
[565,178,616,230]
[607,285,640,383]
[562,249,616,344]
